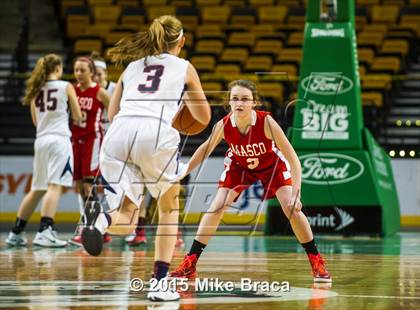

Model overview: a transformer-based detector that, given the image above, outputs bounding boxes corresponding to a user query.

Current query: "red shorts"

[219,158,292,200]
[72,135,101,181]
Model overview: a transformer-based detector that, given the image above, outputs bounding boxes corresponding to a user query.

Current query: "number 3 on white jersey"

[247,158,259,169]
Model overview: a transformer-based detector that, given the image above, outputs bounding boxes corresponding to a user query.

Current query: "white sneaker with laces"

[33,227,67,247]
[5,231,27,246]
[147,277,180,302]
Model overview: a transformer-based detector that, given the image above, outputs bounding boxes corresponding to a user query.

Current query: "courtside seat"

[191,55,216,73]
[250,24,276,37]
[286,32,304,47]
[357,0,380,5]
[87,0,113,6]
[227,32,256,49]
[214,64,241,75]
[362,74,392,91]
[362,92,383,108]
[379,39,409,57]
[201,6,231,25]
[271,64,297,78]
[196,0,221,6]
[362,24,388,36]
[183,32,194,50]
[105,31,133,46]
[224,0,247,6]
[230,7,257,27]
[93,5,121,24]
[258,82,284,104]
[120,7,146,27]
[82,24,112,39]
[194,39,224,56]
[171,0,194,6]
[244,56,272,72]
[381,0,406,6]
[371,5,400,25]
[66,6,91,39]
[147,6,176,21]
[219,48,248,65]
[195,25,225,40]
[355,16,368,32]
[74,38,103,54]
[143,0,167,6]
[358,47,375,68]
[61,0,85,17]
[115,0,139,8]
[176,7,200,31]
[359,65,367,77]
[370,56,401,74]
[249,0,274,6]
[201,82,224,101]
[258,6,287,26]
[253,40,282,58]
[276,48,302,65]
[357,32,384,50]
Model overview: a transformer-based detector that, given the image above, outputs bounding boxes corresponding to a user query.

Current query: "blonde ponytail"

[108,15,183,67]
[23,54,62,106]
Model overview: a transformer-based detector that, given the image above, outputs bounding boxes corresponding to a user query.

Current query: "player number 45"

[35,89,58,112]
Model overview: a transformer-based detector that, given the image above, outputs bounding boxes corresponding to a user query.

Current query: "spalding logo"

[300,153,364,185]
[301,73,353,96]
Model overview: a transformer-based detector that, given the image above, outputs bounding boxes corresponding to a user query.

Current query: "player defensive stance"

[6,54,82,247]
[80,15,211,301]
[170,80,332,283]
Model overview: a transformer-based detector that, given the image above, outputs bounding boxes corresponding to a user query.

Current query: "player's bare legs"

[276,186,331,282]
[7,190,45,246]
[40,184,62,218]
[275,186,313,243]
[16,191,45,220]
[155,184,180,263]
[7,185,68,248]
[170,188,238,279]
[195,188,239,245]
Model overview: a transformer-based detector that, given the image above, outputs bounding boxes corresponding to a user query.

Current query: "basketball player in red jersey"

[69,56,110,246]
[171,80,331,283]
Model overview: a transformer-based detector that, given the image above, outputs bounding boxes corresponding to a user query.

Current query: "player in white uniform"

[5,54,82,247]
[81,15,211,301]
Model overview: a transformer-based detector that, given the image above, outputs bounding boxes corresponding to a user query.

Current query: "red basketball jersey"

[222,110,290,173]
[72,83,104,140]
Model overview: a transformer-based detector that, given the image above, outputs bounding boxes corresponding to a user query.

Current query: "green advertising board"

[267,0,400,236]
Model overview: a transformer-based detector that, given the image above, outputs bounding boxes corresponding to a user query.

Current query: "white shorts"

[31,134,74,191]
[100,116,187,209]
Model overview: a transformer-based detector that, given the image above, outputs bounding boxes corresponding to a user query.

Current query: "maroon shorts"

[72,136,101,181]
[218,158,292,200]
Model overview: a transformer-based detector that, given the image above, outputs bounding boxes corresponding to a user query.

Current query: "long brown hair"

[108,15,183,67]
[23,54,62,106]
[224,80,261,110]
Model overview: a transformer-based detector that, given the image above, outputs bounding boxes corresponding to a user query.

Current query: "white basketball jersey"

[117,54,189,124]
[34,80,71,138]
[106,81,116,96]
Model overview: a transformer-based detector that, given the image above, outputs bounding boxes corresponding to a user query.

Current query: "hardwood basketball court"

[1,232,419,309]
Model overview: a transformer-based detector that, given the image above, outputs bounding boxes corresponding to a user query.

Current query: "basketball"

[172,101,207,136]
